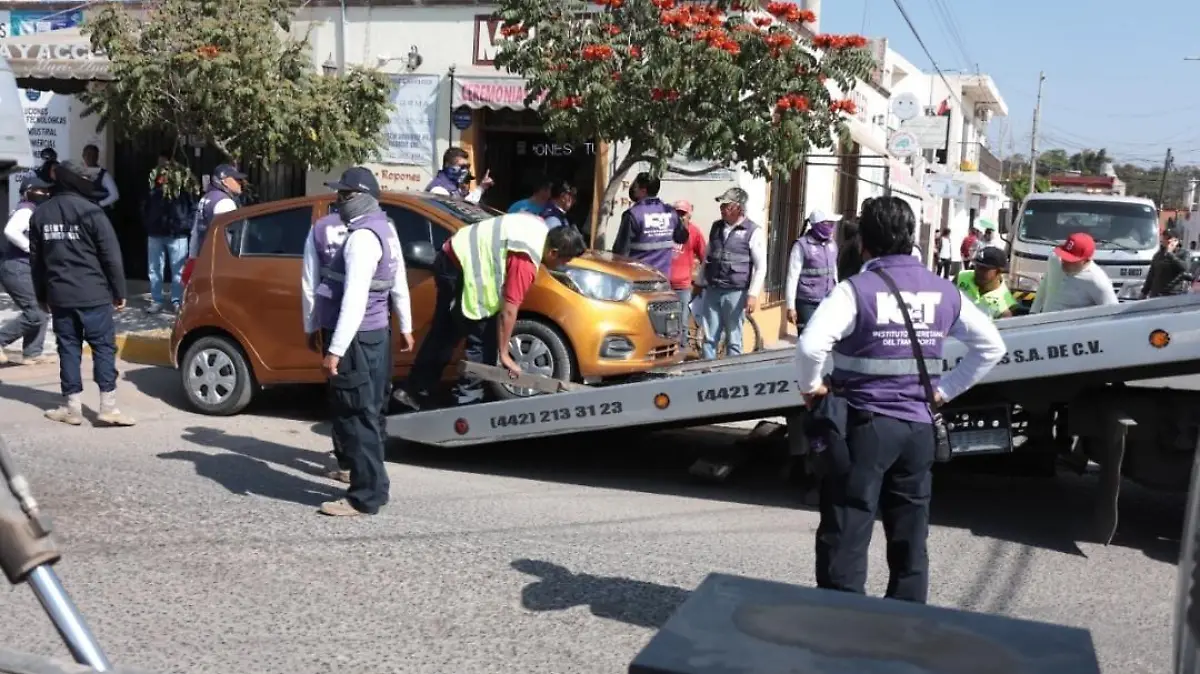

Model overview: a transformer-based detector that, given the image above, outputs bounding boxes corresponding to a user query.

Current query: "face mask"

[809,221,835,241]
[446,166,469,184]
[26,190,48,204]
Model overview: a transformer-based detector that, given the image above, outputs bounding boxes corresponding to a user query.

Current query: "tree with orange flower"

[493,0,873,216]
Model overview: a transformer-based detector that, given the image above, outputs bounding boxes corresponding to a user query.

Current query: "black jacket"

[142,185,197,238]
[1143,247,1192,298]
[29,191,127,309]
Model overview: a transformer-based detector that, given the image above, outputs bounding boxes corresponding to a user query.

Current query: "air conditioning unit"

[976,109,992,123]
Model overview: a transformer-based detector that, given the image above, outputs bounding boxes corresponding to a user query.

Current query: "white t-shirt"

[937,235,952,260]
[1031,256,1120,313]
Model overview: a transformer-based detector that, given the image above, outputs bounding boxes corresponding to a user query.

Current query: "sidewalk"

[0,279,175,367]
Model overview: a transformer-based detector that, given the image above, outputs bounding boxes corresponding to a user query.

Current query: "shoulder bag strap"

[872,268,938,410]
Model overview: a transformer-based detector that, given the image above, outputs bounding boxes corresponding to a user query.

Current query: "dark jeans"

[406,250,499,406]
[794,300,821,333]
[52,305,118,396]
[934,258,952,279]
[675,287,692,348]
[815,410,935,604]
[323,327,392,514]
[0,258,48,358]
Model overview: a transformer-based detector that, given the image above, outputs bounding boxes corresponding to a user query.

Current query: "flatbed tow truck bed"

[387,294,1200,448]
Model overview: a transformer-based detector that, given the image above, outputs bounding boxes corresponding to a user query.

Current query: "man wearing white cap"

[785,209,840,332]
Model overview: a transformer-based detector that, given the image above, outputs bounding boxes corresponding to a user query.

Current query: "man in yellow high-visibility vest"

[398,212,586,409]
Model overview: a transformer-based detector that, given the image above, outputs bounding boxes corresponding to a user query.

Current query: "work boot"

[319,498,368,517]
[323,469,351,484]
[96,391,136,427]
[45,394,84,426]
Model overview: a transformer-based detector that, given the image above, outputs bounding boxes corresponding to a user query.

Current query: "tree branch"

[664,162,726,177]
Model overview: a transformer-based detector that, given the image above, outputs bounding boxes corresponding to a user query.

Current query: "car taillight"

[181,258,196,287]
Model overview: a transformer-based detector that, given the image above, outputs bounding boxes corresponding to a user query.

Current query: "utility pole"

[1157,148,1174,208]
[1028,71,1045,197]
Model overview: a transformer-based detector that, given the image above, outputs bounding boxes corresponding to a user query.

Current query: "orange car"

[169,192,684,415]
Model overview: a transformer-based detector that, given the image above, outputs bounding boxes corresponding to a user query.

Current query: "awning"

[451,76,541,111]
[1,28,111,92]
[953,170,1004,198]
[845,116,888,157]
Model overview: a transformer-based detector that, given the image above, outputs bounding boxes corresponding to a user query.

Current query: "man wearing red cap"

[1030,232,1118,314]
[670,200,706,348]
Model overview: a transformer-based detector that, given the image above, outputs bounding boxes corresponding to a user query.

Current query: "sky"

[819,0,1200,167]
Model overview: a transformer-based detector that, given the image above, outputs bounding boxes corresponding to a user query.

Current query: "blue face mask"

[446,166,469,184]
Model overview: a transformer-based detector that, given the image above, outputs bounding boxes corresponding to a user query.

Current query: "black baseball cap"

[213,164,247,182]
[973,247,1008,270]
[324,166,380,199]
[39,147,57,161]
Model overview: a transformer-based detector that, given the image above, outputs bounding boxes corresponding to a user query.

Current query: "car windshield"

[1018,199,1159,251]
[426,196,502,224]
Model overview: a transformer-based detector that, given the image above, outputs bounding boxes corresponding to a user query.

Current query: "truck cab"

[1005,193,1160,307]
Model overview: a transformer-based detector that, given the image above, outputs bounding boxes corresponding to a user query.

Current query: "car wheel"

[489,319,574,401]
[181,335,255,415]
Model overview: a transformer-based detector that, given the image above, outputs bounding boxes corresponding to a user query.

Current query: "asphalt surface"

[0,362,1184,673]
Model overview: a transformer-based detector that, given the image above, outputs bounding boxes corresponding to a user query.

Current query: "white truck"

[388,295,1200,543]
[1004,192,1161,307]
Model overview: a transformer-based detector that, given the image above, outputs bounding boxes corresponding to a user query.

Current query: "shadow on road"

[158,426,340,507]
[390,427,1184,565]
[511,559,690,629]
[123,366,328,421]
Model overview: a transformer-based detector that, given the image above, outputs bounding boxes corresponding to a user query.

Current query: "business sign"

[380,74,440,167]
[901,115,950,151]
[0,11,11,40]
[887,130,919,159]
[473,10,601,65]
[11,10,82,36]
[8,88,70,211]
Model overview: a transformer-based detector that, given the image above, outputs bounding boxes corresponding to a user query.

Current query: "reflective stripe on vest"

[629,240,676,251]
[319,266,394,292]
[800,267,833,277]
[831,352,945,376]
[450,214,547,320]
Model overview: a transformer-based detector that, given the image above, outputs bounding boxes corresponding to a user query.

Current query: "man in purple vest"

[301,166,413,518]
[188,164,244,260]
[611,172,686,280]
[0,175,52,365]
[785,209,841,332]
[425,147,492,204]
[698,187,765,359]
[796,196,1005,603]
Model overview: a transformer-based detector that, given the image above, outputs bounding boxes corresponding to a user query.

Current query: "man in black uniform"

[1140,227,1192,299]
[29,162,135,428]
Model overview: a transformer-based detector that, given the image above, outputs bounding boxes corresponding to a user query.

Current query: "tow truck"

[388,294,1200,542]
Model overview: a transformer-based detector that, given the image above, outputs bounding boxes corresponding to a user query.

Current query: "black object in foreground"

[0,438,111,671]
[630,573,1100,674]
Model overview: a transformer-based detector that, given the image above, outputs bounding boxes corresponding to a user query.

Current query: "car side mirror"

[403,240,436,269]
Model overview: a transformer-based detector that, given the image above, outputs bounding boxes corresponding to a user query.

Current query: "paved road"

[0,362,1183,673]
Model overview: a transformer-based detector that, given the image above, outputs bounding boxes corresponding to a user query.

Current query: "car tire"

[489,319,574,401]
[180,335,255,416]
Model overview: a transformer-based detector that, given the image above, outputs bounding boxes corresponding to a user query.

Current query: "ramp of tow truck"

[386,294,1200,447]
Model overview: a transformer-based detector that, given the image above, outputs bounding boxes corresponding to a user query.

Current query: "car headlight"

[1117,282,1144,301]
[552,267,633,302]
[1009,274,1040,292]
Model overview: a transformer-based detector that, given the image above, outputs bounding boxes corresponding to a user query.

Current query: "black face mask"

[25,190,49,204]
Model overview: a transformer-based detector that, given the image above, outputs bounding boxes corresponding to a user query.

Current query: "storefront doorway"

[477,109,596,238]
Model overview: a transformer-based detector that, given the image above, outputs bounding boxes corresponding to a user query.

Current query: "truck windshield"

[1018,200,1159,251]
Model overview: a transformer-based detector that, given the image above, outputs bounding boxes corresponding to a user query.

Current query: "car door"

[215,202,320,377]
[380,202,452,377]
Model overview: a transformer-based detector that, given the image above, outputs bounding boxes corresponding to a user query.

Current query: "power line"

[890,0,967,113]
[927,0,973,71]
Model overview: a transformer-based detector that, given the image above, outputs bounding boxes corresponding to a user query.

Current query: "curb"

[82,329,173,367]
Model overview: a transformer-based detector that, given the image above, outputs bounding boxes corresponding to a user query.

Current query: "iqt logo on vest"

[874,291,941,328]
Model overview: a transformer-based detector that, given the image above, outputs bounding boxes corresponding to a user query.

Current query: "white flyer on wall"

[8,88,70,212]
[381,74,441,167]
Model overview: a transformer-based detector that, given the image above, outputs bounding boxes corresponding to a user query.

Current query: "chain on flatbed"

[387,294,1200,447]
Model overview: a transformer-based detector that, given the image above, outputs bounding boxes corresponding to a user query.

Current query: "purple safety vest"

[794,233,838,303]
[830,255,961,424]
[425,171,466,197]
[2,201,34,261]
[705,219,759,290]
[625,197,678,279]
[312,211,399,332]
[193,188,233,251]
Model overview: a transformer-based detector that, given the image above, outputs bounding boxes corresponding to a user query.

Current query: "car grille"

[647,300,683,338]
[633,279,671,294]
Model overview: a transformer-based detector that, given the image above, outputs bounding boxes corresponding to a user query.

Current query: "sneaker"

[45,405,84,426]
[19,354,55,366]
[145,302,162,314]
[96,408,137,426]
[392,388,421,411]
[319,498,369,517]
[323,469,351,484]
